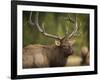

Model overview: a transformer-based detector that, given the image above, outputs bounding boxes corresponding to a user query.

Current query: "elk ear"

[68,40,76,46]
[55,40,61,46]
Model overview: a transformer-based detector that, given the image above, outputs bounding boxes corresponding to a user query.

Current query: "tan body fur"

[23,43,73,68]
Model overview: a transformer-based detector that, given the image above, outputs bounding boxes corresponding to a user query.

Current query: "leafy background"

[23,11,89,55]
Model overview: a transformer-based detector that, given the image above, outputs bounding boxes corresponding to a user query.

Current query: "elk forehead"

[62,39,76,46]
[61,39,74,47]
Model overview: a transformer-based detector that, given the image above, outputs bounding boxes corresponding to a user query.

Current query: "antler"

[68,15,78,39]
[29,12,78,41]
[61,15,77,40]
[29,12,61,40]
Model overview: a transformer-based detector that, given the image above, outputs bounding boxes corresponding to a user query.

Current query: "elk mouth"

[63,49,73,57]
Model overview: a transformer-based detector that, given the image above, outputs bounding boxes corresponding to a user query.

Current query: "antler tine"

[62,15,75,40]
[35,12,45,32]
[29,12,44,32]
[29,11,35,26]
[66,15,75,23]
[68,15,78,39]
[29,12,61,40]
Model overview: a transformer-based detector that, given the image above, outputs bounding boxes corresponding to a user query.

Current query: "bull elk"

[23,12,78,68]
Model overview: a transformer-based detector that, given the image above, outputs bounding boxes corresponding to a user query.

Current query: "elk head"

[29,12,78,57]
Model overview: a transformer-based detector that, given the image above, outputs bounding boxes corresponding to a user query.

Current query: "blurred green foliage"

[23,11,89,55]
